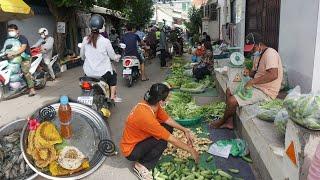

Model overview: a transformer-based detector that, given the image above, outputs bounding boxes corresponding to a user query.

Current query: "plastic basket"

[175,116,202,126]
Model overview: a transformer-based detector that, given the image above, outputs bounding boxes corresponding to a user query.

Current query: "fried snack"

[33,146,58,168]
[49,159,90,176]
[58,146,85,170]
[26,131,36,156]
[34,122,62,149]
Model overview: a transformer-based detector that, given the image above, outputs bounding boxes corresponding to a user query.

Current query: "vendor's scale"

[20,102,115,180]
[228,52,245,83]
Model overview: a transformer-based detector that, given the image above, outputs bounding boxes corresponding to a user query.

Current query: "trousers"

[126,124,173,170]
[21,60,34,88]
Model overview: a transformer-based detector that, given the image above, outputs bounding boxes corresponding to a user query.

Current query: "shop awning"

[0,0,34,22]
[91,5,127,20]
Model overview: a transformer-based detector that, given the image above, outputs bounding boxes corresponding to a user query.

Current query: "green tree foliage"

[185,6,202,36]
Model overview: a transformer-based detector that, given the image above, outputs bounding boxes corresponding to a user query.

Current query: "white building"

[152,3,188,27]
[154,0,192,13]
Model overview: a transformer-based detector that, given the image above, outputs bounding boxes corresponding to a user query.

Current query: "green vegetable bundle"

[274,109,289,135]
[235,77,253,100]
[200,102,226,119]
[283,87,320,130]
[244,59,253,70]
[155,158,237,180]
[256,99,284,122]
[199,76,215,88]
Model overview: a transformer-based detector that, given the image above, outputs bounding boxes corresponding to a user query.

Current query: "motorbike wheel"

[35,77,47,90]
[127,75,133,87]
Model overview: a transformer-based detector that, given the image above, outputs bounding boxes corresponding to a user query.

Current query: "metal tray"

[0,119,38,180]
[20,102,111,180]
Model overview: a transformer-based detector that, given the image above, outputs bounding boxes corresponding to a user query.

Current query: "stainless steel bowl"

[0,119,38,180]
[20,102,110,180]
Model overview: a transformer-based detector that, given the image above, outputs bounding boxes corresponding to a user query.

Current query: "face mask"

[197,46,201,49]
[41,34,46,39]
[253,51,261,57]
[8,31,17,37]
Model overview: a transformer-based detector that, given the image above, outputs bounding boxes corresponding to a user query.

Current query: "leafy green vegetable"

[259,99,283,110]
[200,102,226,119]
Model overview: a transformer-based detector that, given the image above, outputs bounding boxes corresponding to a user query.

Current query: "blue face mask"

[253,51,261,57]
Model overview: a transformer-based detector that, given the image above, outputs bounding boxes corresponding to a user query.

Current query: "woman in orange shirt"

[120,83,199,180]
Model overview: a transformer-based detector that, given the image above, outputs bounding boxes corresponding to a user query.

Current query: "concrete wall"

[278,0,320,93]
[9,15,56,46]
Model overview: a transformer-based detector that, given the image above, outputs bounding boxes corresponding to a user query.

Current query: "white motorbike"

[0,45,46,100]
[120,43,141,87]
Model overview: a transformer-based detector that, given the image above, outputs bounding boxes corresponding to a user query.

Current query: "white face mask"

[99,25,106,33]
[8,31,17,37]
[41,34,46,39]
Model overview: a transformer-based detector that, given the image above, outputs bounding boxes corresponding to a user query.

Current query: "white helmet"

[38,28,49,36]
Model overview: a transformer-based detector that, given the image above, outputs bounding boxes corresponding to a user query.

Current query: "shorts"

[137,54,145,64]
[231,87,271,107]
[102,71,117,87]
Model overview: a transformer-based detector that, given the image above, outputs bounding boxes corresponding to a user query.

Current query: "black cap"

[89,14,105,31]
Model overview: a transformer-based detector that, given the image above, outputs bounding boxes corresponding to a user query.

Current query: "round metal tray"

[0,119,38,180]
[20,102,111,180]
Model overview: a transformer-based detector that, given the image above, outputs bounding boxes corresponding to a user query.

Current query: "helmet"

[89,14,105,31]
[38,28,48,36]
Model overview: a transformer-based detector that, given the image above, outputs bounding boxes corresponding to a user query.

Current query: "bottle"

[58,96,72,139]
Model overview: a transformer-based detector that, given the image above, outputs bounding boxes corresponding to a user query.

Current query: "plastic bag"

[215,139,249,157]
[281,66,289,90]
[274,108,289,135]
[283,86,320,130]
[9,74,22,82]
[235,76,253,100]
[256,108,279,122]
[7,63,21,74]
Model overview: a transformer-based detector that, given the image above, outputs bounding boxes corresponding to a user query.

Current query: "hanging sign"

[57,22,66,34]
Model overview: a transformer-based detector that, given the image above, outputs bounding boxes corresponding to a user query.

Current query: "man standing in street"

[121,24,149,81]
[32,27,55,80]
[6,24,36,96]
[159,26,167,68]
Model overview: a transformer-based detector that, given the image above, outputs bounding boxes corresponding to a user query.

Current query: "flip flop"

[28,93,36,97]
[141,78,149,81]
[133,166,152,180]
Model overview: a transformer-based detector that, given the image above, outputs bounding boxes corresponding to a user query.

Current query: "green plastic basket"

[175,116,202,126]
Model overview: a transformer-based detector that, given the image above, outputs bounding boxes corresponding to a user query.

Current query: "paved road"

[0,58,168,180]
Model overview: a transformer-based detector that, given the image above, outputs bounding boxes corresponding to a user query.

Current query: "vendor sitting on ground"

[211,33,283,129]
[192,42,206,62]
[120,83,199,180]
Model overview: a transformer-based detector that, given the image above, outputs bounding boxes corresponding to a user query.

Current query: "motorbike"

[120,43,141,87]
[0,45,47,101]
[76,43,114,119]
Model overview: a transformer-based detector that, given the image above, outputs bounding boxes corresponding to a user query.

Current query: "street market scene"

[0,0,320,180]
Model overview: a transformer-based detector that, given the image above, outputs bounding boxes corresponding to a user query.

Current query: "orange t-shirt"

[253,48,283,99]
[120,101,171,157]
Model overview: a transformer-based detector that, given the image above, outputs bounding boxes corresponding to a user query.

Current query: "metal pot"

[0,119,38,180]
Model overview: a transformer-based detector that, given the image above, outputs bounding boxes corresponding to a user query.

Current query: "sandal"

[133,166,153,180]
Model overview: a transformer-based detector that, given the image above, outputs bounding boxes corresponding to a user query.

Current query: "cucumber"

[206,156,214,162]
[217,170,232,179]
[242,156,253,163]
[228,168,240,174]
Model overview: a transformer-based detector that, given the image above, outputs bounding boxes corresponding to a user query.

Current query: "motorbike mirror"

[119,43,126,49]
[77,43,83,48]
[5,44,13,50]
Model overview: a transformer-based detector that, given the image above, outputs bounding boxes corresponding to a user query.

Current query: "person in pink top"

[308,143,320,180]
[211,33,283,129]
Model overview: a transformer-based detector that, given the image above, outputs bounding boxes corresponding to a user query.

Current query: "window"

[182,3,187,11]
[210,3,218,21]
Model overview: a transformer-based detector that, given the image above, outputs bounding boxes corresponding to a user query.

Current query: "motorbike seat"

[123,56,138,60]
[79,76,102,82]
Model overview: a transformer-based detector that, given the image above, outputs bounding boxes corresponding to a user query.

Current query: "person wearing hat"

[211,32,283,129]
[32,27,55,80]
[120,83,199,180]
[80,14,122,102]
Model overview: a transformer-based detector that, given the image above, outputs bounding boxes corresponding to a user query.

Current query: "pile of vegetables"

[256,99,284,122]
[200,102,226,119]
[199,76,215,88]
[163,129,212,159]
[284,93,320,130]
[274,109,289,135]
[244,59,253,70]
[155,158,242,180]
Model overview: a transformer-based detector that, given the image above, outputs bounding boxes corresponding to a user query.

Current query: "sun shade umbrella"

[0,0,34,22]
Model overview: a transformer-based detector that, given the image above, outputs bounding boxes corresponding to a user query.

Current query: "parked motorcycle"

[76,43,114,119]
[0,44,46,101]
[120,43,141,87]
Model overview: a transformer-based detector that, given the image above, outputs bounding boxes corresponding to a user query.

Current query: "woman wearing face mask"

[32,28,55,80]
[192,42,205,62]
[120,83,199,180]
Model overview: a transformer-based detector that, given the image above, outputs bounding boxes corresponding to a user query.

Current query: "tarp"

[0,0,34,22]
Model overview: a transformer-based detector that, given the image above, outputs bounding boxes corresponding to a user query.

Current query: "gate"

[245,0,281,50]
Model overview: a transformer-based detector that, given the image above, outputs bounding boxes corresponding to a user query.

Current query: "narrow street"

[0,58,167,180]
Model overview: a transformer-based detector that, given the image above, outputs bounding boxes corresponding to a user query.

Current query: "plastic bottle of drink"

[58,96,72,139]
